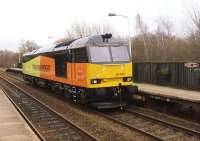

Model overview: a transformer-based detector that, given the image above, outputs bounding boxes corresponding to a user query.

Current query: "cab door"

[55,53,67,78]
[71,47,88,87]
[71,49,76,85]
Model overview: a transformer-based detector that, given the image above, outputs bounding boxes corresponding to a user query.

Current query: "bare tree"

[135,13,150,61]
[188,6,200,35]
[156,17,173,47]
[154,17,174,60]
[19,40,40,53]
[186,6,200,60]
[64,20,116,39]
[133,14,194,62]
[18,40,41,62]
[156,17,173,36]
[0,50,19,68]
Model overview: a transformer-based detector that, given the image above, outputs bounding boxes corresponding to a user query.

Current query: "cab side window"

[72,47,88,63]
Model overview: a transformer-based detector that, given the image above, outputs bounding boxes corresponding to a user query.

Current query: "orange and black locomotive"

[22,34,138,108]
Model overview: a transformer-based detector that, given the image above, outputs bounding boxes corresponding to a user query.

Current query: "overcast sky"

[0,0,199,51]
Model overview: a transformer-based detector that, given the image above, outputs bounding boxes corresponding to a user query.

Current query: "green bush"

[197,70,200,78]
[159,68,170,76]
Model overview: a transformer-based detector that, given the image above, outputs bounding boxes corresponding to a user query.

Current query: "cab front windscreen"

[89,46,131,63]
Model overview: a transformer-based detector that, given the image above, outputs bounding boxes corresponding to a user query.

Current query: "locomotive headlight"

[123,77,132,82]
[91,79,101,84]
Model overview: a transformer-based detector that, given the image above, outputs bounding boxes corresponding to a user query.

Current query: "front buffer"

[88,85,138,109]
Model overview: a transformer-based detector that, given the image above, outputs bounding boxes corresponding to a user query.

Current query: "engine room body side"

[23,55,88,87]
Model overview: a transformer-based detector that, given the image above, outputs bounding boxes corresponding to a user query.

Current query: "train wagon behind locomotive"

[22,34,138,108]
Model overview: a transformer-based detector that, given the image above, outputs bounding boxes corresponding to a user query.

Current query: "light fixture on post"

[108,13,132,56]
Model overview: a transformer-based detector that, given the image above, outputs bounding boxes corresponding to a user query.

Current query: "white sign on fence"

[184,63,199,69]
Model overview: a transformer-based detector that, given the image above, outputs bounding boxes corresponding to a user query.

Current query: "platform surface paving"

[0,88,39,141]
[136,83,200,103]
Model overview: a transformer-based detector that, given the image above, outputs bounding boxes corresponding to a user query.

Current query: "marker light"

[91,79,101,84]
[123,77,132,82]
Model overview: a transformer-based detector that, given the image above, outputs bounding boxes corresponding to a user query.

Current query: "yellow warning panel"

[22,56,40,77]
[87,62,133,88]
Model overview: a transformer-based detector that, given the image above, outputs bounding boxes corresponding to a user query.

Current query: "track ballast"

[0,74,98,141]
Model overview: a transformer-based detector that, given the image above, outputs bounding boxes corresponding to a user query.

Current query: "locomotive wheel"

[80,93,88,104]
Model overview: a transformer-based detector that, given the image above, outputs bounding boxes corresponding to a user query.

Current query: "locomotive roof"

[23,34,127,57]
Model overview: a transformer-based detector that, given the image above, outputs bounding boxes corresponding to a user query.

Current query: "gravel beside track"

[127,106,200,135]
[0,76,97,141]
[100,109,200,141]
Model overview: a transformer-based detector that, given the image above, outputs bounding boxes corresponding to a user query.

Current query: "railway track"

[0,74,98,141]
[97,108,200,141]
[1,70,200,141]
[126,106,200,136]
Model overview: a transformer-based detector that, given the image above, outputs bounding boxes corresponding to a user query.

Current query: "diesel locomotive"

[22,34,138,108]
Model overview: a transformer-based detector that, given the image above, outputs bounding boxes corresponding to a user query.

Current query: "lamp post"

[48,36,59,44]
[108,13,132,56]
[48,36,56,39]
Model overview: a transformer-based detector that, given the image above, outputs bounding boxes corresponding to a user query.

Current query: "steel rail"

[95,109,200,141]
[94,110,165,141]
[0,74,98,141]
[1,87,46,141]
[125,108,200,136]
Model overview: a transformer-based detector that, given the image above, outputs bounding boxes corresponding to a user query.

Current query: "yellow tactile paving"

[0,89,39,141]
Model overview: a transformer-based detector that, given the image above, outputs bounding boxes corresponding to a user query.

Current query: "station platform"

[0,89,39,141]
[5,68,22,74]
[135,83,200,104]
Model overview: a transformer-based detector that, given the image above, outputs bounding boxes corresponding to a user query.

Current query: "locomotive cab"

[87,45,132,87]
[64,35,137,108]
[86,45,137,108]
